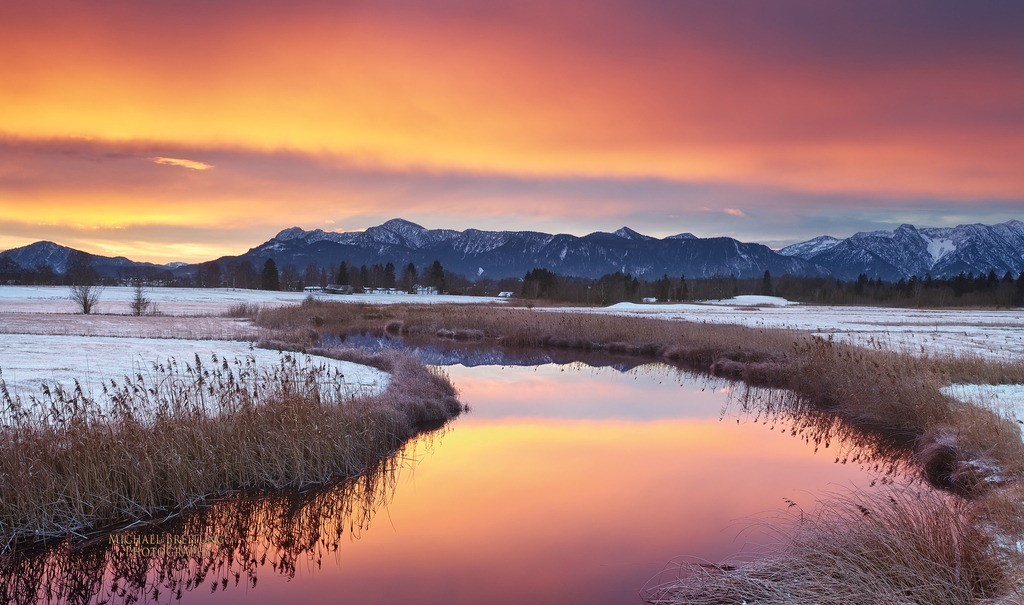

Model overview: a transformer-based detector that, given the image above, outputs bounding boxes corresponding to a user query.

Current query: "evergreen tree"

[401,263,418,293]
[384,262,397,289]
[261,258,280,291]
[336,261,350,285]
[427,260,446,293]
[761,270,773,296]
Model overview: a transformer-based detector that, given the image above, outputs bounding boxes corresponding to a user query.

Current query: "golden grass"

[644,485,1011,605]
[0,348,461,550]
[0,445,412,604]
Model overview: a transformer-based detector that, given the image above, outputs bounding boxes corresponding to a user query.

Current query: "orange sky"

[1,1,1022,262]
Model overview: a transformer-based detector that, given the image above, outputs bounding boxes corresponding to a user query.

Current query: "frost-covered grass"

[0,334,388,405]
[0,285,501,316]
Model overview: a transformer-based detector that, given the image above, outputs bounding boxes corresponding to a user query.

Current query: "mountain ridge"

[2,219,1022,282]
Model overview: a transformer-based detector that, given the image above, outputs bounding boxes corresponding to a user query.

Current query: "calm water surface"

[5,361,895,604]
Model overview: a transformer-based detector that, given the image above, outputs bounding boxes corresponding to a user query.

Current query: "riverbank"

[255,300,1024,602]
[0,347,461,549]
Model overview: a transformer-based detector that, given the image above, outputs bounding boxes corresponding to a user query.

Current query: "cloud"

[151,156,213,170]
[1,2,1023,199]
[1,137,1022,262]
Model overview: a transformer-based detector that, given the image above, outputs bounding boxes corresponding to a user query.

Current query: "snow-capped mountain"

[6,218,1021,283]
[779,221,1024,279]
[222,218,826,280]
[777,235,841,259]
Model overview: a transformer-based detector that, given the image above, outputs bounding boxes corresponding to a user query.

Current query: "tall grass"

[643,485,1010,605]
[0,349,461,549]
[0,443,419,604]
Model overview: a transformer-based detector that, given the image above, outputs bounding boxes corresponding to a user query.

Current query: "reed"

[0,349,461,549]
[0,442,416,604]
[643,485,1011,605]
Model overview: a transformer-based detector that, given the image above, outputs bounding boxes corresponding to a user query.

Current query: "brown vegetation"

[644,486,1010,605]
[0,443,414,604]
[0,348,461,549]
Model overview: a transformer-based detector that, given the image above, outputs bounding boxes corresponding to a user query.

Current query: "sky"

[1,0,1023,263]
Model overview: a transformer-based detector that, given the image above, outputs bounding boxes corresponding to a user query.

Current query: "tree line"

[520,268,1024,307]
[4,250,1023,307]
[0,251,462,295]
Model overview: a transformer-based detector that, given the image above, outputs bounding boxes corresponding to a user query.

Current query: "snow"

[556,302,1024,361]
[0,286,503,315]
[701,295,798,306]
[778,235,841,259]
[924,236,957,265]
[0,334,389,401]
[0,313,256,340]
[941,384,1024,434]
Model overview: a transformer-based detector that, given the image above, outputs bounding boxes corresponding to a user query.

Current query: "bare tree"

[69,284,103,315]
[129,277,151,316]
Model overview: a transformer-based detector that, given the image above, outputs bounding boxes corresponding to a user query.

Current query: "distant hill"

[0,241,173,278]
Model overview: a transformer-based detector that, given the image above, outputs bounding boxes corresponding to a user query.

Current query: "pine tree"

[261,258,280,291]
[427,260,446,293]
[761,270,773,296]
[401,263,418,293]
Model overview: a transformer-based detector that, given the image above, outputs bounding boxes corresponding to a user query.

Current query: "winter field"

[559,295,1024,362]
[551,295,1024,428]
[0,334,389,406]
[0,285,503,315]
[1,286,1021,427]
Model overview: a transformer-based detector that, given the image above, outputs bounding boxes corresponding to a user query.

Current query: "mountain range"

[2,219,1022,282]
[777,221,1024,280]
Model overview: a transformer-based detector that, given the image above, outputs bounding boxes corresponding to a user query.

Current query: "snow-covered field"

[0,334,389,401]
[557,299,1024,361]
[942,384,1024,429]
[0,312,256,340]
[0,286,503,316]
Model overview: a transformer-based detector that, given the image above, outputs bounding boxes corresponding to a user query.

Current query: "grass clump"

[0,348,461,550]
[0,444,416,604]
[644,486,1011,605]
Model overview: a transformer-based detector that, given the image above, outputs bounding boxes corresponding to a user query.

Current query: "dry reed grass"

[0,440,417,604]
[0,348,461,550]
[643,485,1011,605]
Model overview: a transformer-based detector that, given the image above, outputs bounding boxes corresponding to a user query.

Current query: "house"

[303,286,324,293]
[498,291,514,298]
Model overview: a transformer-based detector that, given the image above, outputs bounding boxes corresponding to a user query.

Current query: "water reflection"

[0,432,436,605]
[1,356,911,605]
[324,332,656,371]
